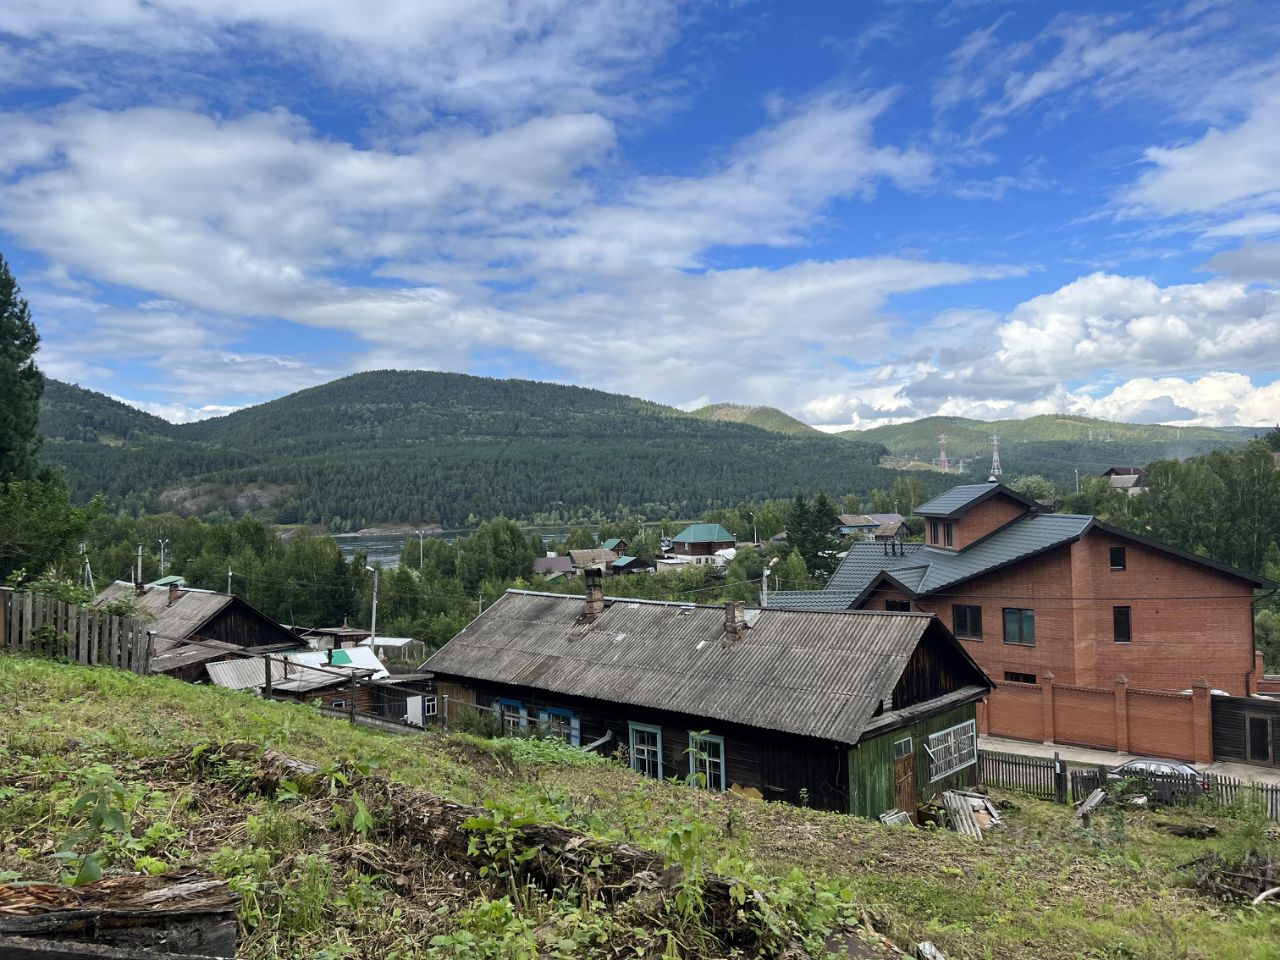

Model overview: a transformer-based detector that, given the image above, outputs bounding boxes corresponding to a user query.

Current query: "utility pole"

[158,538,170,578]
[478,592,484,616]
[135,544,143,584]
[762,557,779,607]
[1074,468,1080,494]
[937,433,950,472]
[415,529,426,568]
[226,567,233,594]
[365,565,379,639]
[990,432,1003,477]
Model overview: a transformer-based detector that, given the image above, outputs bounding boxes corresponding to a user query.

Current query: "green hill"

[39,371,905,528]
[687,402,820,436]
[839,414,1250,490]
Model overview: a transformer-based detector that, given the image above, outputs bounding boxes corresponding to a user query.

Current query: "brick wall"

[1127,688,1196,758]
[1054,683,1117,750]
[985,681,1043,741]
[952,495,1028,550]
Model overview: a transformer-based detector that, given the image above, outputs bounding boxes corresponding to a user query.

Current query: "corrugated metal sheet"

[424,591,938,744]
[915,482,1039,518]
[206,657,287,690]
[764,590,859,611]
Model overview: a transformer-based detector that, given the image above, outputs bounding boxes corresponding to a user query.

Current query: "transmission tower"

[937,433,949,472]
[990,432,1003,477]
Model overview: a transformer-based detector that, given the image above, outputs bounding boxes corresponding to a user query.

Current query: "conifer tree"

[0,254,43,481]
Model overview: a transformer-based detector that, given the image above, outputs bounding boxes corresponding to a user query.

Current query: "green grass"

[2,655,1278,959]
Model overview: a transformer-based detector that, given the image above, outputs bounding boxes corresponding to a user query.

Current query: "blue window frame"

[687,732,726,790]
[539,706,579,745]
[496,698,525,735]
[629,722,663,779]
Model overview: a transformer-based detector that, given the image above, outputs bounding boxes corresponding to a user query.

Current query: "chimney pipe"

[167,582,180,606]
[134,581,146,597]
[723,601,747,647]
[583,568,605,621]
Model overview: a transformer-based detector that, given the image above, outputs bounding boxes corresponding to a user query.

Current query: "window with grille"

[687,732,725,790]
[629,722,663,779]
[952,604,983,639]
[925,720,977,782]
[1002,607,1035,645]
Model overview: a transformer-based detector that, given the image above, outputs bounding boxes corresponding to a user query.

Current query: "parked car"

[1108,757,1211,803]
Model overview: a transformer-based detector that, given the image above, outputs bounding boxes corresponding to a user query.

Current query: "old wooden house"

[424,574,992,819]
[94,581,304,681]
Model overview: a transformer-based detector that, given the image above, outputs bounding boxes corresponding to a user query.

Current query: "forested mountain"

[838,414,1250,491]
[40,372,911,529]
[687,403,820,436]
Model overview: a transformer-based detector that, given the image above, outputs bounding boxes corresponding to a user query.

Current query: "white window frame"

[422,696,437,718]
[893,736,913,760]
[687,732,726,791]
[629,722,663,779]
[924,719,977,782]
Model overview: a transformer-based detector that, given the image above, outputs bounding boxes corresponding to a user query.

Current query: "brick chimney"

[723,601,747,647]
[583,568,605,621]
[167,582,181,606]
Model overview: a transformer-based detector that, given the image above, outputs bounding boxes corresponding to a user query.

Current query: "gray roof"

[764,590,861,611]
[424,590,983,745]
[568,548,618,569]
[207,656,287,690]
[773,514,1093,607]
[95,581,233,655]
[534,556,574,575]
[914,482,1038,518]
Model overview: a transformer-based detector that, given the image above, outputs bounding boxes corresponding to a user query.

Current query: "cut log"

[1156,821,1219,839]
[1074,788,1107,828]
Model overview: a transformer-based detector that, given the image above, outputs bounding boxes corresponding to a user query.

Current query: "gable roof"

[533,556,574,576]
[914,482,1039,519]
[96,581,234,649]
[672,523,735,544]
[836,514,877,527]
[568,548,618,569]
[423,590,988,745]
[601,538,625,551]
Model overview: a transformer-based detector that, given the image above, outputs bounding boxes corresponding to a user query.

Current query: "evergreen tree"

[0,254,43,482]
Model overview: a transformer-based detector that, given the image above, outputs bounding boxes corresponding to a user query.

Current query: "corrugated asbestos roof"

[95,581,232,656]
[671,523,736,544]
[423,590,949,745]
[206,657,287,690]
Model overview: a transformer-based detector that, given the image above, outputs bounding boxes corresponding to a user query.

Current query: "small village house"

[601,538,628,554]
[423,572,992,819]
[533,555,575,580]
[833,514,879,538]
[1102,466,1147,496]
[94,580,304,681]
[568,547,618,573]
[668,523,736,566]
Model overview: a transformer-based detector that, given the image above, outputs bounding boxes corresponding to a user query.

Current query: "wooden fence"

[0,588,151,674]
[978,750,1065,802]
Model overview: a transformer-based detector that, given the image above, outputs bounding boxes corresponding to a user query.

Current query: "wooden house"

[424,573,992,819]
[668,523,736,565]
[94,581,303,682]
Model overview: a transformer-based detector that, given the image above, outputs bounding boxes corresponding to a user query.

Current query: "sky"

[2,1,1280,429]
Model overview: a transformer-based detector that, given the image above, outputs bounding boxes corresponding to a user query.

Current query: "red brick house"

[770,482,1272,753]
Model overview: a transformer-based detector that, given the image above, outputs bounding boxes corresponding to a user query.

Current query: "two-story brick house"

[770,482,1270,701]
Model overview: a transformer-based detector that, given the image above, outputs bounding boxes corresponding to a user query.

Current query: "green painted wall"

[846,703,979,819]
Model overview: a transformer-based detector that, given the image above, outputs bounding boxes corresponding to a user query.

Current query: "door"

[1246,715,1273,765]
[894,752,916,813]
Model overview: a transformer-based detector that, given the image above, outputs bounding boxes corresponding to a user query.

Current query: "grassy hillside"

[38,372,903,528]
[687,402,820,436]
[2,655,1278,959]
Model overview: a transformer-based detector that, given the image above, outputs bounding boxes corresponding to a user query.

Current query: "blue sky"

[2,0,1279,427]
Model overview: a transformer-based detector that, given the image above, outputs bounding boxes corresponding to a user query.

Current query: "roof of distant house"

[671,523,735,544]
[836,514,877,527]
[568,548,618,569]
[611,555,642,568]
[533,556,574,576]
[424,590,989,745]
[601,538,626,551]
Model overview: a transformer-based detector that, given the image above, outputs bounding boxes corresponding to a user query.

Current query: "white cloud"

[114,397,242,424]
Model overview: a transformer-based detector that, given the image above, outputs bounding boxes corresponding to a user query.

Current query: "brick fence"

[976,671,1214,763]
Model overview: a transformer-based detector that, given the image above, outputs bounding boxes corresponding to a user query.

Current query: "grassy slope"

[2,657,1278,959]
[687,403,821,436]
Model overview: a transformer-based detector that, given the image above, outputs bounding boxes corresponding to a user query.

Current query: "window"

[422,697,437,718]
[952,604,983,639]
[687,732,725,790]
[330,699,347,709]
[885,599,911,612]
[1110,546,1126,570]
[1002,607,1035,646]
[540,706,577,743]
[498,699,525,736]
[929,520,940,543]
[925,720,977,782]
[629,722,663,779]
[1113,606,1132,643]
[893,736,913,760]
[944,522,954,547]
[1004,671,1036,684]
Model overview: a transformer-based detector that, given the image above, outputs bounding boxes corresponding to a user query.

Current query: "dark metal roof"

[914,482,1039,518]
[424,590,964,745]
[764,590,860,611]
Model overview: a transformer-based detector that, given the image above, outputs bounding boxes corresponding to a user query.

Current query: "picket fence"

[0,588,151,674]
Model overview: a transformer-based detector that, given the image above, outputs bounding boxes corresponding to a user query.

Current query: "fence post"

[1053,751,1067,804]
[263,655,273,699]
[350,680,358,724]
[1113,675,1129,753]
[21,592,33,651]
[442,695,449,730]
[1040,671,1056,744]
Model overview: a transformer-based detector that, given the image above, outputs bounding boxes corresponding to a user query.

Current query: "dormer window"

[929,520,940,543]
[944,522,954,547]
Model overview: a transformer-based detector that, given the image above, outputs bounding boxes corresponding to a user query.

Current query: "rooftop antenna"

[937,432,950,472]
[990,431,1003,477]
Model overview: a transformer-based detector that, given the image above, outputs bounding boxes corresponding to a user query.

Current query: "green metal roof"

[611,555,639,567]
[602,538,625,551]
[672,523,735,544]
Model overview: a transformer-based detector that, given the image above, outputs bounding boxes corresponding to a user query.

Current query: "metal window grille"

[925,720,977,782]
